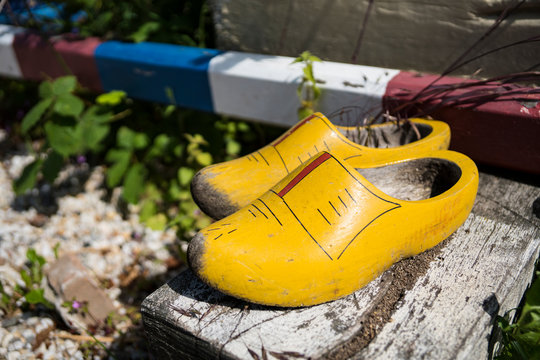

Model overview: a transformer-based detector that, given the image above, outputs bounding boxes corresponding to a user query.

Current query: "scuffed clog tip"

[191,170,239,220]
[187,232,207,276]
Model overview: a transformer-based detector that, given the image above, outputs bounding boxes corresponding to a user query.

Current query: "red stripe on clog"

[277,152,331,197]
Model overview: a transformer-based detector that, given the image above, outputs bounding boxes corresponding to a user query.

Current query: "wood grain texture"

[142,172,540,359]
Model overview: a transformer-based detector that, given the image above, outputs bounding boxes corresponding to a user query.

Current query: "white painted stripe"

[209,51,399,126]
[209,52,302,126]
[0,25,24,78]
[314,61,399,126]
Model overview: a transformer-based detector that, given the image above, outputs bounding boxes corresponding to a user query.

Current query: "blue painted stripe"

[95,41,222,112]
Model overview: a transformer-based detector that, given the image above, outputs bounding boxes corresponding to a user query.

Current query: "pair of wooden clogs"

[187,113,478,307]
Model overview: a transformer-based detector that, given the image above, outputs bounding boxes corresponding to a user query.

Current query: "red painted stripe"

[384,71,540,174]
[272,114,316,146]
[278,152,331,197]
[12,31,103,92]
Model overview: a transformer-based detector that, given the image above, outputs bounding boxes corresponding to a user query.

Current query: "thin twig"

[22,0,38,26]
[276,0,294,54]
[403,0,526,106]
[0,0,8,14]
[57,331,114,343]
[351,0,375,63]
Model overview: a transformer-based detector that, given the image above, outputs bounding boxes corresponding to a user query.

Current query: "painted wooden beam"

[0,23,538,174]
[208,51,398,126]
[94,41,222,112]
[384,72,540,174]
[12,31,103,92]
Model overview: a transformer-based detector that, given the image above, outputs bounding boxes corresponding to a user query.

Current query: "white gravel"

[0,151,187,359]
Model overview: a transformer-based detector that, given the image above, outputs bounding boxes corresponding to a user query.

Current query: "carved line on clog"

[271,189,334,261]
[338,195,348,208]
[257,151,270,166]
[317,208,332,225]
[251,204,268,219]
[336,204,400,260]
[258,198,283,226]
[327,153,400,207]
[271,146,289,174]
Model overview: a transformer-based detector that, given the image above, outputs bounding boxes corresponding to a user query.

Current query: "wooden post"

[142,172,540,359]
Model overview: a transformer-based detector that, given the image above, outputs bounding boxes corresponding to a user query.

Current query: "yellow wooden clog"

[188,150,478,307]
[191,113,450,219]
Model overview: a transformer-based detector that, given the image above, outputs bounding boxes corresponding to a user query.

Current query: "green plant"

[496,268,540,359]
[292,51,323,120]
[13,73,273,241]
[15,75,120,195]
[0,248,54,313]
[37,0,213,47]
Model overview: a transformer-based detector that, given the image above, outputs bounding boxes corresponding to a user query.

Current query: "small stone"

[7,350,21,360]
[21,329,35,346]
[47,254,116,328]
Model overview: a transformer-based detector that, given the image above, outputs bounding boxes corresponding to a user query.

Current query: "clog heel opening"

[357,158,462,201]
[339,122,433,149]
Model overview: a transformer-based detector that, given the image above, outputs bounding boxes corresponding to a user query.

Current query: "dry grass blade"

[351,0,375,63]
[248,348,261,360]
[387,71,540,119]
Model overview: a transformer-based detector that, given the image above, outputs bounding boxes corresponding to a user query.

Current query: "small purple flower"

[71,27,80,34]
[16,110,25,120]
[72,300,82,309]
[76,155,86,164]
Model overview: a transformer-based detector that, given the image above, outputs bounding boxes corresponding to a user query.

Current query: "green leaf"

[152,134,171,154]
[117,126,136,149]
[27,248,46,267]
[177,167,195,186]
[173,144,184,157]
[129,21,161,43]
[184,133,207,146]
[303,66,315,83]
[144,213,167,231]
[297,107,314,121]
[52,76,77,95]
[122,163,147,204]
[53,93,84,117]
[195,152,213,167]
[167,179,182,200]
[21,98,53,134]
[237,122,250,132]
[163,104,176,117]
[226,140,241,155]
[20,270,32,288]
[96,90,127,106]
[42,151,64,183]
[24,288,46,304]
[139,200,157,222]
[38,81,54,99]
[133,133,149,149]
[45,121,81,157]
[77,107,111,150]
[308,54,322,62]
[105,149,131,187]
[13,159,43,195]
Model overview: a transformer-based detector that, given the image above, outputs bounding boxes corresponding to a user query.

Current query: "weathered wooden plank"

[142,172,540,359]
